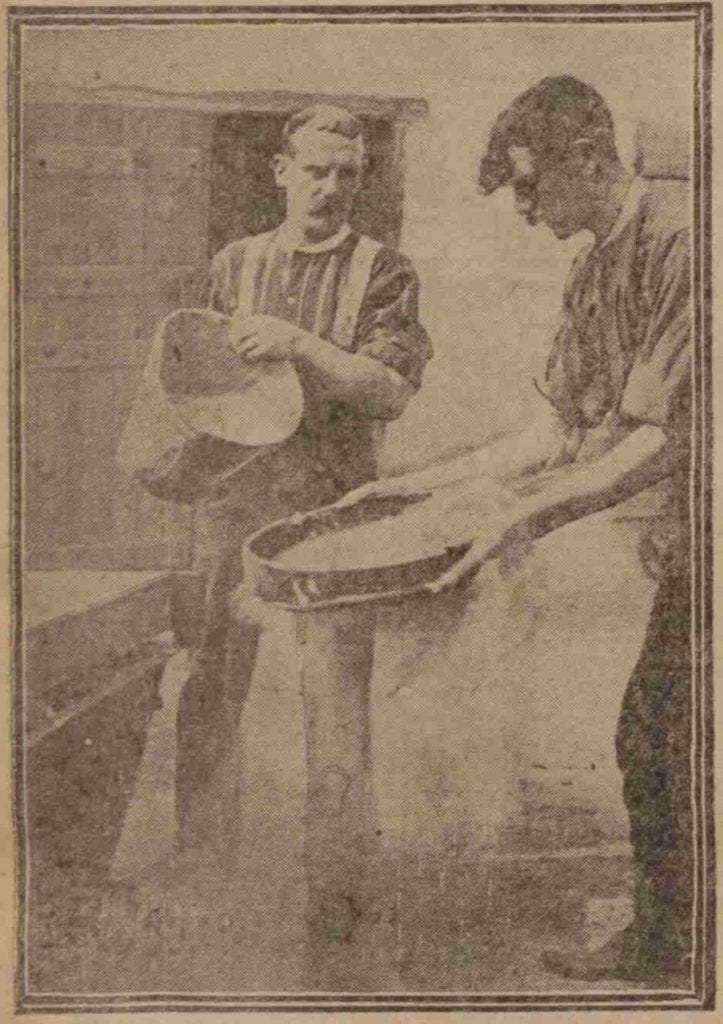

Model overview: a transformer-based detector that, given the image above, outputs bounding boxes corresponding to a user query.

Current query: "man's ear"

[272,153,289,188]
[569,138,598,178]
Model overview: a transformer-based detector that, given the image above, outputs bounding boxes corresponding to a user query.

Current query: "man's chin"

[304,215,342,242]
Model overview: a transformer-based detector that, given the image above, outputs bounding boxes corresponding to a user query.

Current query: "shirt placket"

[281,252,313,326]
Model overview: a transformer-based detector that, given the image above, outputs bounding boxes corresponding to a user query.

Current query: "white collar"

[598,176,647,251]
[275,222,353,255]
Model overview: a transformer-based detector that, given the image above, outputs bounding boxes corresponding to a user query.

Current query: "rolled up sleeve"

[354,249,433,390]
[206,242,248,317]
[621,228,691,436]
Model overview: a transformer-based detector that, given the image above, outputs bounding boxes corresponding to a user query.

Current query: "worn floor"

[25,512,676,996]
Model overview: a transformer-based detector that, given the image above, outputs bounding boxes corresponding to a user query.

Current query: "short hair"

[478,76,619,194]
[280,104,364,156]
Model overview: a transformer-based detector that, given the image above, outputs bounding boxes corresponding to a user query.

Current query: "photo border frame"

[6,2,714,1014]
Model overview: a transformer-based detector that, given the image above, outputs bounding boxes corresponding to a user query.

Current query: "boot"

[542,926,691,983]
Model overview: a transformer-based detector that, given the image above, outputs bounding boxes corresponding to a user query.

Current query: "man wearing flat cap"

[350,76,693,982]
[173,104,431,848]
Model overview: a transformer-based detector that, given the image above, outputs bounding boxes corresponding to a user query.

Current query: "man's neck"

[278,221,352,253]
[588,165,635,244]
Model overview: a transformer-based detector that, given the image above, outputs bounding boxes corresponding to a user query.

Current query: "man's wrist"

[497,495,540,543]
[290,328,317,363]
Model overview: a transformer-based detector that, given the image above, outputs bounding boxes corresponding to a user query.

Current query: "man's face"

[274,128,364,243]
[507,145,592,240]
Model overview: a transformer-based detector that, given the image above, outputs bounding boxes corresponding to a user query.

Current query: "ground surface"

[25,511,677,997]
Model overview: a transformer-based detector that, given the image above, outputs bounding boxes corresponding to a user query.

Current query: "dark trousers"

[175,513,260,852]
[615,556,694,969]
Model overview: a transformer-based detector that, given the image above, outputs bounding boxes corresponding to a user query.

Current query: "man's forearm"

[341,410,570,497]
[506,425,676,542]
[410,414,568,491]
[466,416,568,483]
[294,331,412,420]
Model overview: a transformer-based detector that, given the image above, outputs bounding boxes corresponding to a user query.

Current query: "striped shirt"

[207,223,432,502]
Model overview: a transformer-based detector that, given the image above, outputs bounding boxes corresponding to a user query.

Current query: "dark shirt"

[538,178,692,572]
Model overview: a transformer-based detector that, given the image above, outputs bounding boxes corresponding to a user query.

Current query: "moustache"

[309,202,340,216]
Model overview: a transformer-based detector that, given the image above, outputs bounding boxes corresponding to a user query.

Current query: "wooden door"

[22,102,212,569]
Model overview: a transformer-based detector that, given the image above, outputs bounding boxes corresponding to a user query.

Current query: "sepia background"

[18,15,698,1001]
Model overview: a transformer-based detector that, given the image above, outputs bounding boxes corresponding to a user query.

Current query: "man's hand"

[427,423,675,595]
[334,474,434,509]
[335,460,502,511]
[226,314,414,419]
[425,540,487,595]
[229,314,301,363]
[425,513,531,595]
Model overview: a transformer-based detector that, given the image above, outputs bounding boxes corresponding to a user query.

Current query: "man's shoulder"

[211,229,276,267]
[638,179,690,242]
[358,235,418,281]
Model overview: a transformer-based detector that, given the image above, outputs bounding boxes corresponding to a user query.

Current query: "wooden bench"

[22,571,180,894]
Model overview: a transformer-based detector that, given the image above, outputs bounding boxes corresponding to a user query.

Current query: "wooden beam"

[23,82,429,123]
[26,539,193,571]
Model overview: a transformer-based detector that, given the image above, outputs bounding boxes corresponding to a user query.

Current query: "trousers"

[615,552,694,969]
[174,512,259,851]
[174,459,344,851]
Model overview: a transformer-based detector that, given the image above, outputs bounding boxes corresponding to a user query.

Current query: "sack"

[137,433,258,506]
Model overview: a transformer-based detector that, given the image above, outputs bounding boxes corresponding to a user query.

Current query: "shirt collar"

[275,222,353,255]
[597,176,647,251]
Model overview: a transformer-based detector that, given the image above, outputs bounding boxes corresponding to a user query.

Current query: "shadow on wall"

[380,266,569,475]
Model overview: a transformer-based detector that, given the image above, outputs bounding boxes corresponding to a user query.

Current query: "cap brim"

[477,152,509,195]
[174,361,304,447]
[158,308,304,446]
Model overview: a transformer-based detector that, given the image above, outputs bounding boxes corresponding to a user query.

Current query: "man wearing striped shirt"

[176,105,431,846]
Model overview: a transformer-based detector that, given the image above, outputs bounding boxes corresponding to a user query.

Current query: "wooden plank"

[22,301,61,361]
[24,364,193,569]
[86,104,127,147]
[24,83,429,123]
[21,264,200,298]
[23,104,127,146]
[86,176,145,264]
[26,641,170,750]
[28,141,207,182]
[23,570,171,629]
[75,366,117,544]
[23,295,141,367]
[20,103,209,570]
[23,370,82,551]
[22,172,64,264]
[24,619,172,892]
[24,574,173,714]
[23,174,88,264]
[146,146,208,180]
[34,175,143,265]
[29,143,133,176]
[143,177,209,267]
[28,539,192,572]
